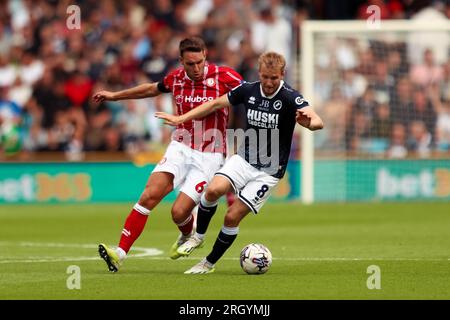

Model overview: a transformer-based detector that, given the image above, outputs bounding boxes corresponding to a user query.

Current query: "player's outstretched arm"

[93,83,161,103]
[155,94,230,126]
[296,106,324,131]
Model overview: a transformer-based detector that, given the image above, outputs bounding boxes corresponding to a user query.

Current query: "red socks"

[177,213,194,235]
[118,203,150,253]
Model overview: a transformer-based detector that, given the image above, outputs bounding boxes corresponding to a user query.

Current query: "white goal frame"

[300,19,450,204]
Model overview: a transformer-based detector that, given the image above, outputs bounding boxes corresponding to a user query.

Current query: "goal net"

[300,20,450,202]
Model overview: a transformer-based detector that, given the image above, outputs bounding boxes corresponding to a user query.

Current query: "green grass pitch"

[0,202,449,300]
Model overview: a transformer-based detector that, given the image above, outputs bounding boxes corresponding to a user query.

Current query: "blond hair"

[258,52,286,73]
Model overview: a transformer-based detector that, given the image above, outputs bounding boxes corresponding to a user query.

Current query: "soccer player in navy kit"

[156,52,323,274]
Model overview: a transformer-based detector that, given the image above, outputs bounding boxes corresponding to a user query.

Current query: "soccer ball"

[239,243,272,274]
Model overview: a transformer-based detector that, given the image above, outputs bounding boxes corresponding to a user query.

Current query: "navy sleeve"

[293,92,309,109]
[227,82,247,106]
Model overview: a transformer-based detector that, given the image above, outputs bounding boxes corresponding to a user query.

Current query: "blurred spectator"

[8,76,32,108]
[435,99,450,152]
[386,46,409,82]
[124,0,147,29]
[371,102,392,140]
[0,23,13,56]
[64,70,94,109]
[129,25,151,62]
[409,86,437,139]
[184,0,213,26]
[407,120,432,157]
[387,0,406,19]
[410,48,444,87]
[118,43,140,86]
[152,0,176,26]
[314,67,333,104]
[141,42,174,83]
[84,86,113,151]
[87,47,107,81]
[316,83,350,151]
[407,2,449,66]
[250,5,292,76]
[387,123,408,158]
[372,60,395,105]
[390,76,413,125]
[340,68,367,102]
[115,98,151,155]
[336,39,358,71]
[18,49,44,85]
[0,54,16,87]
[346,111,371,153]
[429,84,450,152]
[0,86,22,155]
[442,58,450,102]
[0,86,22,124]
[21,94,45,153]
[354,85,378,120]
[102,124,124,152]
[354,47,376,79]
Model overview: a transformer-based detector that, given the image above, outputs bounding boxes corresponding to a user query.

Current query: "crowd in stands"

[0,0,448,160]
[313,2,449,158]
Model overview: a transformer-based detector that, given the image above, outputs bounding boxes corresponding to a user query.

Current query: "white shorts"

[215,154,279,214]
[153,141,225,203]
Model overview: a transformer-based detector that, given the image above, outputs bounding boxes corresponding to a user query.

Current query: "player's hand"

[155,112,182,126]
[296,109,311,128]
[92,90,116,103]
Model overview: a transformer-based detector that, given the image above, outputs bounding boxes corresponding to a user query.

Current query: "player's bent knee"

[205,186,225,202]
[223,211,241,228]
[146,180,172,197]
[138,188,166,209]
[171,206,189,224]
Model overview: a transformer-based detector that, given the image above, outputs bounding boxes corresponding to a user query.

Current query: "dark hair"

[179,37,206,56]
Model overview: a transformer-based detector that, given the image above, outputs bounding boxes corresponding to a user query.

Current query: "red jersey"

[159,63,242,154]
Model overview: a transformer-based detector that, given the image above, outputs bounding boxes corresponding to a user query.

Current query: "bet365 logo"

[0,173,92,202]
[377,168,450,198]
[35,173,92,201]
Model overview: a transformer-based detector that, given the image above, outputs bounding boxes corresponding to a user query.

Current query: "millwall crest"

[273,100,283,110]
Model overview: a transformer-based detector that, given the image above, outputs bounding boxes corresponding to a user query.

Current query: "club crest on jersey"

[205,78,216,87]
[248,96,256,104]
[273,100,282,110]
[175,95,183,105]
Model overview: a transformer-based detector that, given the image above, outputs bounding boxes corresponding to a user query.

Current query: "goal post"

[300,19,450,203]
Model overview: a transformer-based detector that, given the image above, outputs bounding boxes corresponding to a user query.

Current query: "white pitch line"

[0,242,448,263]
[2,256,449,264]
[130,256,450,262]
[0,241,163,264]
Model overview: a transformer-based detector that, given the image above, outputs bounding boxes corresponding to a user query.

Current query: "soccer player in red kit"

[92,37,242,272]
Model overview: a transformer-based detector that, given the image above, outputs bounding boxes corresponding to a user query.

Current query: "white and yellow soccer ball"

[239,243,272,274]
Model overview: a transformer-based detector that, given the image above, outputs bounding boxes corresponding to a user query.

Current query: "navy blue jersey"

[227,80,309,178]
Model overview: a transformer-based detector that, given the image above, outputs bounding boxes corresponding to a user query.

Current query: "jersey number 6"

[195,181,208,193]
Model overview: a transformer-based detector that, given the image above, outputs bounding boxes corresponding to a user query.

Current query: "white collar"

[260,80,284,99]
